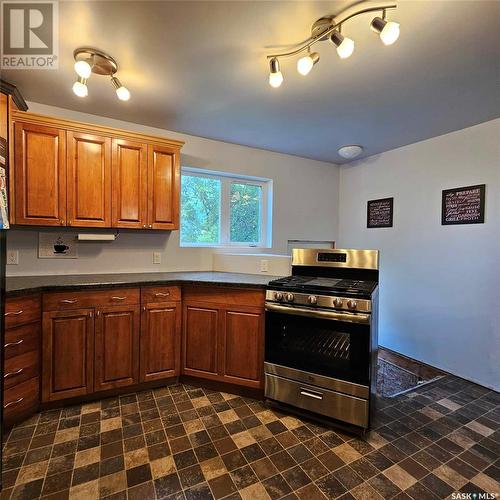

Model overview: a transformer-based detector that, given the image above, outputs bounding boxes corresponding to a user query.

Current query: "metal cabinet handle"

[143,224,147,228]
[154,292,170,297]
[111,296,126,301]
[4,368,24,379]
[300,389,323,400]
[4,397,24,409]
[149,224,152,228]
[4,339,24,348]
[60,299,77,304]
[5,310,24,316]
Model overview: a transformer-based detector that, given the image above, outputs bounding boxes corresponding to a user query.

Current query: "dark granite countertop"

[6,271,282,296]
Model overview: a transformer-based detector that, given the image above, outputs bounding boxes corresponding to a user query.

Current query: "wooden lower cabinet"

[42,308,94,402]
[140,302,181,382]
[182,287,265,389]
[183,305,220,378]
[222,307,264,387]
[94,305,140,391]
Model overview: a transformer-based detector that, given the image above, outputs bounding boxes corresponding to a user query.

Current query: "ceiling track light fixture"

[72,47,130,100]
[266,1,400,87]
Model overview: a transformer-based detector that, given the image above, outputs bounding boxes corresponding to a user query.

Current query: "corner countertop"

[6,271,282,296]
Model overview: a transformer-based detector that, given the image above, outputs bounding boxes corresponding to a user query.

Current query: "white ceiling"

[3,1,500,163]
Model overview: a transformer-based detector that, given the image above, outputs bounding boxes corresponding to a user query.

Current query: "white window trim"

[180,167,272,249]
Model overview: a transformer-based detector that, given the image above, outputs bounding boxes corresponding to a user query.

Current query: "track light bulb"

[74,60,92,79]
[371,17,400,45]
[111,77,131,101]
[296,52,320,76]
[268,58,283,88]
[329,31,355,59]
[72,77,88,97]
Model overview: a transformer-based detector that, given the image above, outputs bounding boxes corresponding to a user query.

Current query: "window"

[180,168,271,247]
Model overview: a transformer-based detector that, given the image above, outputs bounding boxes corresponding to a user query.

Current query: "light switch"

[260,259,269,272]
[153,252,161,264]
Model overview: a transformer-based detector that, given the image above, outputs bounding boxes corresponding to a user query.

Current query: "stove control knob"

[307,295,318,305]
[274,292,284,302]
[347,299,358,310]
[286,293,295,303]
[333,297,343,308]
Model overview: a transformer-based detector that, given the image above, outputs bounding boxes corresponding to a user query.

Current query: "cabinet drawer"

[4,322,40,360]
[5,294,41,328]
[43,288,140,311]
[141,286,181,303]
[183,286,265,307]
[3,377,39,423]
[4,351,39,389]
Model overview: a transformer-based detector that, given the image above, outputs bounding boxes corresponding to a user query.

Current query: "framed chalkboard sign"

[442,184,485,225]
[367,197,393,228]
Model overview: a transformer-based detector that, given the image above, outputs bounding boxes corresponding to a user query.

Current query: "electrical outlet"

[260,259,269,272]
[7,250,19,265]
[153,252,161,264]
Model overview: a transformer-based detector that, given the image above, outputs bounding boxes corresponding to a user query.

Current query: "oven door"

[265,303,371,387]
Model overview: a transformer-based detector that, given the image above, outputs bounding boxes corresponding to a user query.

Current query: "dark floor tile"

[318,450,345,472]
[209,473,237,499]
[124,435,146,452]
[398,457,430,480]
[251,456,279,480]
[368,473,401,498]
[178,464,205,488]
[350,457,379,480]
[72,462,99,486]
[189,430,211,447]
[25,446,52,465]
[405,481,440,500]
[269,450,296,472]
[194,443,218,462]
[412,450,441,471]
[126,463,152,488]
[225,420,245,435]
[240,443,265,463]
[230,464,259,489]
[266,421,287,435]
[154,472,182,498]
[421,473,455,498]
[222,450,247,472]
[41,471,72,496]
[282,465,312,490]
[101,440,123,459]
[262,473,293,499]
[169,436,192,454]
[184,482,215,500]
[10,478,44,500]
[101,454,125,477]
[207,425,229,441]
[332,465,364,490]
[316,473,347,499]
[275,431,300,449]
[288,443,313,464]
[46,454,75,476]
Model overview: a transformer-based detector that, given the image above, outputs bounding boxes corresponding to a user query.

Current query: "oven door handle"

[265,303,370,325]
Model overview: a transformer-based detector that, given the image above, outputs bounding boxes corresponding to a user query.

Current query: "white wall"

[7,102,340,276]
[338,119,500,391]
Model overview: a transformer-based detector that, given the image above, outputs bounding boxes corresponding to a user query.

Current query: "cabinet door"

[183,304,219,378]
[222,307,264,388]
[147,144,179,230]
[42,309,94,402]
[112,139,147,228]
[94,305,140,391]
[140,302,181,382]
[67,131,111,227]
[14,122,66,226]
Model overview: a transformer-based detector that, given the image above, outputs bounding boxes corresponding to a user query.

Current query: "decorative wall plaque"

[442,184,485,225]
[367,197,393,228]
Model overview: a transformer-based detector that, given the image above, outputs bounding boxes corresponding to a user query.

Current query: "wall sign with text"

[367,197,393,228]
[441,184,485,225]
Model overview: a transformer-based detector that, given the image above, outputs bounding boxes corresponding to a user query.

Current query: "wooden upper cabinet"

[14,122,66,226]
[112,139,148,228]
[11,112,183,230]
[67,131,111,227]
[147,144,180,230]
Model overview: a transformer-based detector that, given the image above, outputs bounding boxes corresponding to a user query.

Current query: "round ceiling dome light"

[338,145,363,159]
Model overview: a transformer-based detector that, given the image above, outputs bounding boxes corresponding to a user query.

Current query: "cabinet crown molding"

[11,110,185,149]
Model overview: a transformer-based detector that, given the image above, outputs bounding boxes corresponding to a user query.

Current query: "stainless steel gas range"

[264,248,379,430]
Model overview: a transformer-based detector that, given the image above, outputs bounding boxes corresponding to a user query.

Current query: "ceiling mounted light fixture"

[338,145,363,159]
[72,47,130,100]
[329,29,355,59]
[266,1,400,88]
[371,14,400,45]
[297,51,320,76]
[269,57,283,88]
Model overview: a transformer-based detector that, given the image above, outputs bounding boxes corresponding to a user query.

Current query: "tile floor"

[1,376,499,500]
